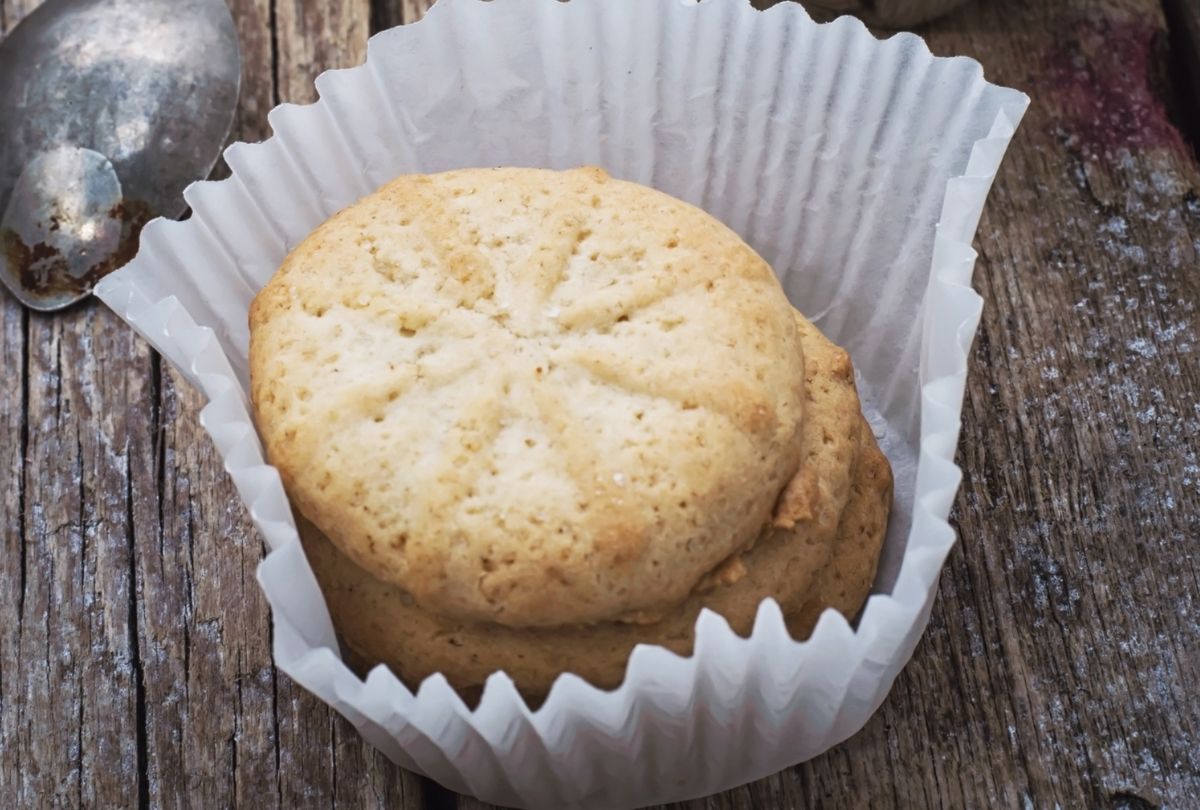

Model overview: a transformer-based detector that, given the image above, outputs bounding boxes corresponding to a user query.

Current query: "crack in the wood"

[1161,0,1200,162]
[180,615,189,779]
[74,414,88,809]
[54,323,63,423]
[151,354,166,564]
[18,307,28,625]
[76,677,84,809]
[76,425,85,591]
[45,533,53,685]
[330,717,337,810]
[422,778,459,810]
[185,464,196,595]
[126,471,150,810]
[182,501,193,709]
[270,659,282,807]
[371,0,403,31]
[269,0,281,107]
[229,725,238,803]
[231,648,242,803]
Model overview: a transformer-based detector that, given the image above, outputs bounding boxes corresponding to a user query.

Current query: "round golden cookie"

[297,313,893,698]
[250,167,807,628]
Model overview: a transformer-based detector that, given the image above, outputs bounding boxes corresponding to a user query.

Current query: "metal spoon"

[1,147,130,311]
[0,0,241,311]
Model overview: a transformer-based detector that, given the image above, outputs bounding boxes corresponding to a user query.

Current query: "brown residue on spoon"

[0,198,155,306]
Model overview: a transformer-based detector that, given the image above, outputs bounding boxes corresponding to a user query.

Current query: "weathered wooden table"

[3,0,1198,807]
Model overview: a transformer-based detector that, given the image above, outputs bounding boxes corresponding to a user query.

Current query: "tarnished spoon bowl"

[0,0,241,311]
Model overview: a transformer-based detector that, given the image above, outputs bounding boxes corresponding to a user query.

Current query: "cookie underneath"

[297,312,892,700]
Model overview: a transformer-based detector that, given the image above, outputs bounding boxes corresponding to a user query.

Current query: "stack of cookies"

[249,167,891,699]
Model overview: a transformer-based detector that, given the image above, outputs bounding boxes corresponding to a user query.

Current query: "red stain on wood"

[1042,18,1187,156]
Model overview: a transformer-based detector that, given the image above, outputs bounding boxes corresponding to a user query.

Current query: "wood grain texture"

[0,0,424,807]
[398,0,433,25]
[0,0,38,29]
[2,0,1198,808]
[226,0,274,144]
[0,287,152,807]
[275,0,372,104]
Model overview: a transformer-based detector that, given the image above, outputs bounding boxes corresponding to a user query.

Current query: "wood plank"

[0,9,31,798]
[888,0,1198,804]
[3,5,150,808]
[122,1,281,803]
[0,304,154,809]
[226,0,276,144]
[275,0,372,105]
[0,267,27,802]
[0,1,423,807]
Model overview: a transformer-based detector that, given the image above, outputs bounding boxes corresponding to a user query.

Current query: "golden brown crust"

[786,432,893,639]
[250,167,807,628]
[297,313,892,698]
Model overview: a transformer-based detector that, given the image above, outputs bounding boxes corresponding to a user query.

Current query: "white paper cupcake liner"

[95,0,1027,806]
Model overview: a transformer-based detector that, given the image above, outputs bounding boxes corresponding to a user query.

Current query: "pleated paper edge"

[94,0,1030,803]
